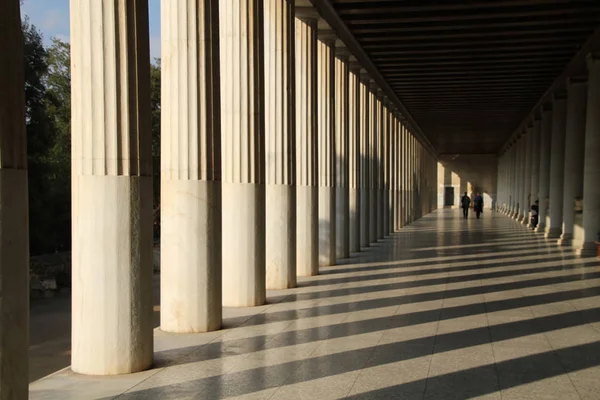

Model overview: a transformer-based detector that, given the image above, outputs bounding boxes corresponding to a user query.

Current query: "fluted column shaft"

[376,100,385,239]
[220,0,266,306]
[317,39,336,266]
[536,106,553,232]
[160,0,222,333]
[0,0,29,396]
[578,56,600,256]
[530,118,541,208]
[295,17,318,276]
[335,55,350,259]
[546,93,567,239]
[265,0,296,289]
[515,135,525,218]
[369,90,378,242]
[520,127,532,223]
[559,78,587,246]
[348,68,361,252]
[359,78,370,248]
[71,0,153,374]
[387,111,394,234]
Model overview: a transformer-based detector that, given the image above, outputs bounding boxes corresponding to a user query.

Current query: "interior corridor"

[30,209,600,399]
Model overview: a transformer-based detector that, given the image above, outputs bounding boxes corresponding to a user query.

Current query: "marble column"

[559,77,588,246]
[160,0,222,333]
[520,126,532,224]
[509,143,517,216]
[71,0,153,374]
[512,137,521,219]
[528,116,541,227]
[317,38,336,266]
[545,92,567,239]
[220,0,266,306]
[348,65,361,253]
[264,0,296,289]
[295,16,318,276]
[535,105,553,233]
[377,98,386,239]
[0,0,29,396]
[334,53,350,259]
[578,55,600,256]
[359,76,370,248]
[394,118,402,231]
[369,88,378,243]
[387,111,395,234]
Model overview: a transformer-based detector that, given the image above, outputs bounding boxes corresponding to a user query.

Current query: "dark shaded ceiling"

[331,0,600,154]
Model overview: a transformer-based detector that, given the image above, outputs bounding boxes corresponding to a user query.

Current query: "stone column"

[348,65,361,253]
[264,0,296,289]
[161,0,222,333]
[528,116,541,226]
[71,0,153,374]
[317,38,336,266]
[394,117,401,231]
[359,76,370,248]
[295,15,318,276]
[512,136,522,219]
[220,0,266,306]
[509,143,516,216]
[578,55,600,256]
[377,98,385,239]
[559,77,588,246]
[334,52,350,259]
[545,92,568,239]
[369,88,378,243]
[387,110,395,234]
[520,126,532,224]
[0,0,29,396]
[535,105,553,233]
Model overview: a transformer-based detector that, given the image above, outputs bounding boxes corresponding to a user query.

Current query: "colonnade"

[497,55,600,257]
[0,0,437,396]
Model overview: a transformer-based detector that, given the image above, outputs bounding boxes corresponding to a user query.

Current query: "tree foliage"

[22,20,161,255]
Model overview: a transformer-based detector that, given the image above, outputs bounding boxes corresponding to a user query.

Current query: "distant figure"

[461,192,471,219]
[530,200,539,229]
[473,193,484,219]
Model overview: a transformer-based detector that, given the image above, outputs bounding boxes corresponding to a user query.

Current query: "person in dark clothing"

[473,193,484,219]
[530,200,539,229]
[461,192,471,219]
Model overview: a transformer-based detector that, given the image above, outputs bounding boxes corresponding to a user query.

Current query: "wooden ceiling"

[331,0,600,154]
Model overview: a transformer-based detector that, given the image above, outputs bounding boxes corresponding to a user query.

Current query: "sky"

[21,0,162,61]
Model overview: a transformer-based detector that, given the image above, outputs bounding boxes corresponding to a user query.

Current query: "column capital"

[348,61,362,72]
[335,45,351,61]
[295,6,319,21]
[318,29,337,45]
[567,75,588,86]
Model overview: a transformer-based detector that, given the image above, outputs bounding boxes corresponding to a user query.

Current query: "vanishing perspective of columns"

[264,0,296,290]
[295,15,318,277]
[71,0,154,374]
[317,38,336,266]
[160,0,222,333]
[0,0,29,396]
[220,0,266,306]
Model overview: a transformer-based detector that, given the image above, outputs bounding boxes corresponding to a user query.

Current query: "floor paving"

[29,209,600,399]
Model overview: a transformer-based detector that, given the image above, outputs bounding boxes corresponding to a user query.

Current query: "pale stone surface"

[70,0,153,375]
[535,106,553,233]
[317,39,336,266]
[559,78,587,246]
[220,0,266,306]
[348,68,361,252]
[264,0,297,290]
[520,126,532,224]
[295,17,318,277]
[334,56,350,259]
[0,1,29,398]
[527,117,541,228]
[359,78,371,248]
[160,0,222,333]
[546,94,567,239]
[578,56,600,256]
[369,90,378,242]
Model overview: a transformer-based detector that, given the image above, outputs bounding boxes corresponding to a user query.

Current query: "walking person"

[473,192,484,219]
[461,192,471,219]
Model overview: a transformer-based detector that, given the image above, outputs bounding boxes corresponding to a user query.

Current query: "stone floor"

[29,209,600,399]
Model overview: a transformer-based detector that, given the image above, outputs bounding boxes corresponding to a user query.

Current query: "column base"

[266,184,297,290]
[544,227,562,240]
[222,182,266,307]
[557,233,572,247]
[349,188,360,253]
[297,185,318,277]
[576,242,599,258]
[534,222,546,233]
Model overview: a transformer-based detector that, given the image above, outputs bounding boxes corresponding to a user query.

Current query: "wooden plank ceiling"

[331,0,600,154]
